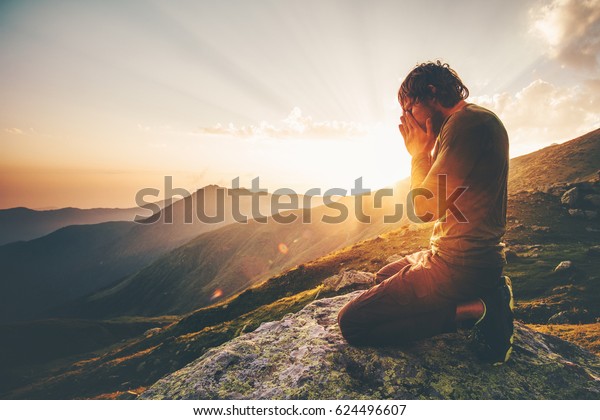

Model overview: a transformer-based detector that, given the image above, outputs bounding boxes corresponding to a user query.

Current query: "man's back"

[427,103,509,267]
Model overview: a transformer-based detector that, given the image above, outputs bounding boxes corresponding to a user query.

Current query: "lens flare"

[210,288,223,300]
[278,242,289,254]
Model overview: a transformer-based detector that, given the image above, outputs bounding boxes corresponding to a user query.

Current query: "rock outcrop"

[141,290,600,400]
[322,270,375,292]
[561,187,580,207]
[554,260,573,272]
[560,181,600,220]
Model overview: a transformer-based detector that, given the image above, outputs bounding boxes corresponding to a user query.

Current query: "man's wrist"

[411,152,430,165]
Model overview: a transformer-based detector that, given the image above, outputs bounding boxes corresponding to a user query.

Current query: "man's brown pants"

[337,250,503,346]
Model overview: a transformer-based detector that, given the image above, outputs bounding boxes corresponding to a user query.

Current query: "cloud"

[196,107,368,140]
[4,128,25,135]
[531,0,600,70]
[471,79,600,155]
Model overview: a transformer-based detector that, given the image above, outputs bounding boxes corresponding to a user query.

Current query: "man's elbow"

[411,199,439,223]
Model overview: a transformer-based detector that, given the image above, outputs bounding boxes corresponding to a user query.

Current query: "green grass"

[529,323,600,356]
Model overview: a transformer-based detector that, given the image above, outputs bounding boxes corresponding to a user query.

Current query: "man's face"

[402,98,445,136]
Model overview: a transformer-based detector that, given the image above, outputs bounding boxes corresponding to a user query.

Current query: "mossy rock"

[141,291,600,400]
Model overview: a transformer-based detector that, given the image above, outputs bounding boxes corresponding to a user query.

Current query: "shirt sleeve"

[410,152,432,191]
[418,113,487,195]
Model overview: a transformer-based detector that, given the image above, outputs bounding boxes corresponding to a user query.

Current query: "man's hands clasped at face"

[399,106,437,158]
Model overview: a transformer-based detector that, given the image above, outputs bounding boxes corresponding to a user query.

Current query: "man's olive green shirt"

[410,103,509,268]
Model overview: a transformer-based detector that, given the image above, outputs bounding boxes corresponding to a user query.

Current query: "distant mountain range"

[0,203,165,246]
[0,188,300,321]
[48,180,410,319]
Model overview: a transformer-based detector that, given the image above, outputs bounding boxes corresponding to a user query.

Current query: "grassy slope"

[0,316,177,395]
[528,323,600,356]
[508,127,600,192]
[505,189,600,322]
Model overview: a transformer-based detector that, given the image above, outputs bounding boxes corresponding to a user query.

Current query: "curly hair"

[398,61,469,110]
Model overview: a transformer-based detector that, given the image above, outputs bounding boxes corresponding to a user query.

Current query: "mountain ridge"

[0,204,163,246]
[0,187,286,321]
[47,179,411,319]
[508,127,600,192]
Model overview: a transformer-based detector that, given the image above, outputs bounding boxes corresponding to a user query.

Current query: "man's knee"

[337,302,367,346]
[374,269,388,284]
[336,302,352,335]
[375,265,400,284]
[375,257,412,285]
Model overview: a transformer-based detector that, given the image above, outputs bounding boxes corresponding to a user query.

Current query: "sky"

[1,0,599,209]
